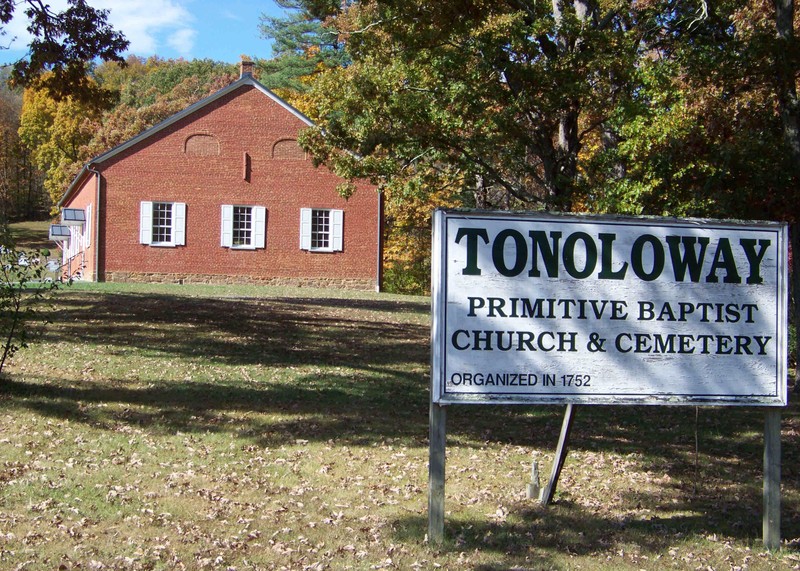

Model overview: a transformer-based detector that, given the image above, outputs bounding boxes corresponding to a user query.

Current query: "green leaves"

[0,235,69,374]
[257,0,350,92]
[300,0,643,210]
[6,0,128,104]
[294,0,798,223]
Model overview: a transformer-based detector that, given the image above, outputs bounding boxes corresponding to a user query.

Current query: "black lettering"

[563,232,597,279]
[739,238,771,285]
[529,230,561,278]
[598,233,628,280]
[706,238,742,284]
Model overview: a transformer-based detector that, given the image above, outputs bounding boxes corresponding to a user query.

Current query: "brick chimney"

[240,59,254,78]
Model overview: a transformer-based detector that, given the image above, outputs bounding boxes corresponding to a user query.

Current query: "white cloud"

[1,0,198,58]
[96,0,196,57]
[166,28,197,57]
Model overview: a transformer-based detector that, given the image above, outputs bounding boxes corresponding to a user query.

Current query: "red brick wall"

[61,174,97,281]
[84,85,380,287]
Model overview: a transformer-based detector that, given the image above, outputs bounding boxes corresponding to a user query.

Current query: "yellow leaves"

[19,84,101,206]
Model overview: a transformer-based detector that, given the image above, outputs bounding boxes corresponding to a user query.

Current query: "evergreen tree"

[257,0,349,91]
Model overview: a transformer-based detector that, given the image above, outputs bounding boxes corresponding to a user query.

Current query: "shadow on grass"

[4,371,798,550]
[392,499,776,568]
[3,288,800,553]
[39,291,428,369]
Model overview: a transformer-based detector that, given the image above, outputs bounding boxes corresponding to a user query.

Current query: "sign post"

[540,403,575,506]
[427,401,446,544]
[430,209,789,546]
[764,408,781,550]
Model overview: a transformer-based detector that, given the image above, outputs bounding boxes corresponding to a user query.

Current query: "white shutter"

[68,227,80,257]
[299,208,312,250]
[221,205,233,247]
[85,204,92,248]
[253,206,266,249]
[331,209,343,252]
[140,201,153,244]
[174,203,186,246]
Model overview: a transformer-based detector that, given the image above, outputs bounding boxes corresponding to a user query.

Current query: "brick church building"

[53,62,383,290]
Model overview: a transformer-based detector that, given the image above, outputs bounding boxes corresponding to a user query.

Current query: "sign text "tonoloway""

[455,228,771,284]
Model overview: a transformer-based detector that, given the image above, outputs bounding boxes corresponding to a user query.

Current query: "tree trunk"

[549,0,596,210]
[774,0,800,180]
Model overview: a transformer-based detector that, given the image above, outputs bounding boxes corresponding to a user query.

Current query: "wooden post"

[428,402,446,544]
[541,404,576,506]
[792,223,799,393]
[763,408,781,550]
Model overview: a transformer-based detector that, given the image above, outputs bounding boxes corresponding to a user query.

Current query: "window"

[300,208,343,252]
[140,201,186,246]
[60,205,92,258]
[233,206,252,246]
[61,208,86,226]
[152,203,173,243]
[311,209,330,249]
[221,205,266,249]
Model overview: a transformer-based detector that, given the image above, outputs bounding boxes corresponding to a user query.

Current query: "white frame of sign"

[431,209,789,406]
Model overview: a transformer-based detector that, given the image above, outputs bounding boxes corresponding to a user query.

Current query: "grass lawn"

[0,281,798,570]
[9,221,54,252]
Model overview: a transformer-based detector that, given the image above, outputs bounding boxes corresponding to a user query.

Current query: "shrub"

[0,229,70,375]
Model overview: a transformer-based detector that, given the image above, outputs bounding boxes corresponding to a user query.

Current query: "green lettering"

[598,233,628,280]
[739,238,771,285]
[455,227,489,275]
[528,230,561,278]
[492,229,527,277]
[706,238,742,284]
[631,234,665,281]
[563,232,597,279]
[666,235,709,282]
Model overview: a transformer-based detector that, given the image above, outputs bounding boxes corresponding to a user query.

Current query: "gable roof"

[59,75,315,207]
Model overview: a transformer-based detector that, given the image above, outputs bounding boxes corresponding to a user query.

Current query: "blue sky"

[1,0,285,66]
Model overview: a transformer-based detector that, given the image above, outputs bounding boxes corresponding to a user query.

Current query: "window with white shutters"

[300,208,343,252]
[140,201,186,247]
[221,205,266,249]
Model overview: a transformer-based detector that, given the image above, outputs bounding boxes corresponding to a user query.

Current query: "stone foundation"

[104,271,377,291]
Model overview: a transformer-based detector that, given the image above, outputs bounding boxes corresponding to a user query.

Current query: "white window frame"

[220,204,266,249]
[300,208,343,252]
[140,201,186,247]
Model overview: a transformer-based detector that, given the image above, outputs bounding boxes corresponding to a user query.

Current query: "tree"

[257,0,349,92]
[0,234,66,376]
[18,83,100,207]
[298,0,643,211]
[286,0,799,294]
[0,73,46,220]
[1,0,129,103]
[581,0,800,221]
[774,0,800,176]
[296,0,798,223]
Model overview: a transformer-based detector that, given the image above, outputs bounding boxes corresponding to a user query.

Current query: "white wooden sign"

[431,210,789,406]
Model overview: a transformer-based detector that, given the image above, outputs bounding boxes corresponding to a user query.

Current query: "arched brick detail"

[185,133,220,156]
[272,138,306,160]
